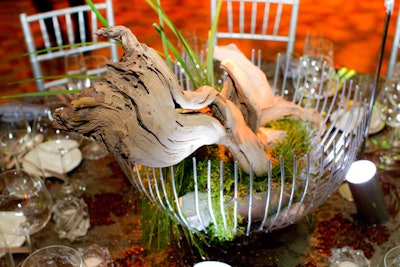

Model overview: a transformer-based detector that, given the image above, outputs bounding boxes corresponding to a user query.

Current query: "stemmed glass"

[0,169,53,253]
[0,230,15,267]
[36,125,85,199]
[294,34,335,102]
[373,79,400,170]
[64,53,108,160]
[24,105,84,199]
[0,101,34,170]
[0,131,32,171]
[80,55,109,160]
[21,245,87,267]
[65,50,87,90]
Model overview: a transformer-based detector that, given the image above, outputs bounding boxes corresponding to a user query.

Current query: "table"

[4,71,399,266]
[4,128,394,267]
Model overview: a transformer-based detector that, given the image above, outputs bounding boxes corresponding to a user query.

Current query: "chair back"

[388,7,400,78]
[210,0,299,56]
[20,0,118,91]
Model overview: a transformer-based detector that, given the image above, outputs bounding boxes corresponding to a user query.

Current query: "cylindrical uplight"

[345,160,388,224]
[194,261,232,267]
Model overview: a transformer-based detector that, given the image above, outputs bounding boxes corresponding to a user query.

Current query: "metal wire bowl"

[116,52,368,239]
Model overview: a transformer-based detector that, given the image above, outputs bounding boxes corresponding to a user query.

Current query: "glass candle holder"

[52,195,90,241]
[22,245,86,267]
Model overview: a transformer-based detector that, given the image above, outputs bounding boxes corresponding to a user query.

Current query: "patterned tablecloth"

[6,70,398,266]
[5,130,393,267]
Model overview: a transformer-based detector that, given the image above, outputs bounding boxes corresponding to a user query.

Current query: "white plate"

[0,212,26,253]
[330,106,385,135]
[369,107,386,134]
[23,140,82,177]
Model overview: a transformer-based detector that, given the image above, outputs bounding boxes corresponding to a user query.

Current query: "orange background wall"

[0,0,399,95]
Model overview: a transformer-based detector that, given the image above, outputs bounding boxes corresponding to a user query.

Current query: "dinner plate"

[368,107,386,134]
[330,106,385,135]
[23,140,82,177]
[0,211,26,254]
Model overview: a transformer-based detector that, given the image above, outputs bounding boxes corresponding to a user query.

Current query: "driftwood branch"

[53,26,324,176]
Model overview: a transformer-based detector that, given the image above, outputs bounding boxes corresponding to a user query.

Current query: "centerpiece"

[3,0,369,255]
[52,21,367,245]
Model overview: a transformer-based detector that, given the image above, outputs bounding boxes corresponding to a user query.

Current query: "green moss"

[168,118,314,244]
[265,118,312,183]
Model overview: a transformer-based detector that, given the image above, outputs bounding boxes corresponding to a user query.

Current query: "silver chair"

[210,0,300,56]
[20,0,118,91]
[388,7,400,78]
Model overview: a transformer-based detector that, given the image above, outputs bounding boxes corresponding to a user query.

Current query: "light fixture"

[193,261,232,267]
[345,160,388,224]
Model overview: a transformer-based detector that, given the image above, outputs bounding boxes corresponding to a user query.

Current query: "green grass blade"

[85,0,122,46]
[23,42,113,56]
[7,75,99,85]
[207,0,223,88]
[146,0,207,87]
[155,0,172,68]
[152,24,201,88]
[2,89,80,99]
[85,0,109,28]
[174,31,207,85]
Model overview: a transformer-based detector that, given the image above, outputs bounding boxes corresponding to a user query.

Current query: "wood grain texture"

[53,26,324,176]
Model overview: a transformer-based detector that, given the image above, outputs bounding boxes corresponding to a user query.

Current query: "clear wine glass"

[0,101,34,170]
[31,102,67,145]
[36,126,85,199]
[21,245,87,267]
[0,130,33,171]
[0,169,53,253]
[80,55,109,160]
[27,105,85,199]
[294,34,335,102]
[65,50,87,90]
[373,79,400,170]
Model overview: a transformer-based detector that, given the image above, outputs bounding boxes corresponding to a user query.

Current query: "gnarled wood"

[53,25,324,176]
[214,44,324,130]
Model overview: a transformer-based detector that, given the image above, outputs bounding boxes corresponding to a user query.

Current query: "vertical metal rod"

[359,3,392,159]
